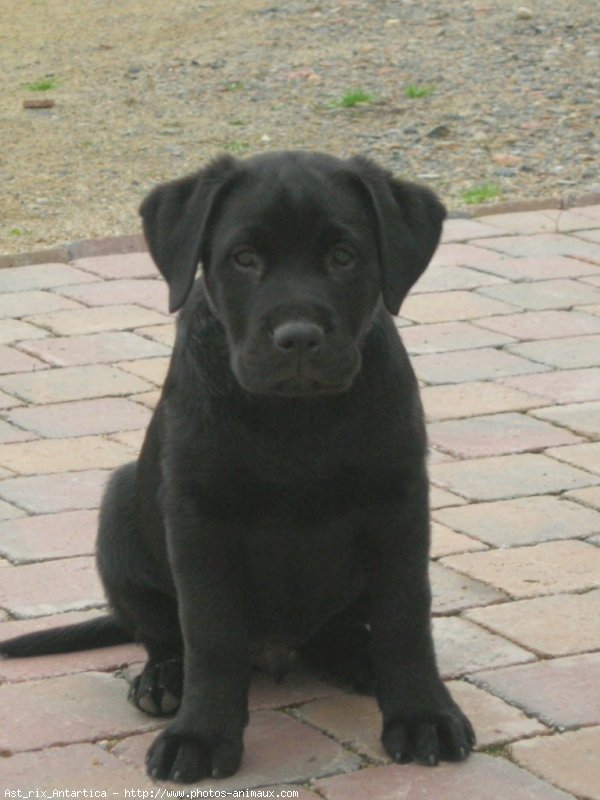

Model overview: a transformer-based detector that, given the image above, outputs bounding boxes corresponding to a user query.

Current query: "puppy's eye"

[232,248,262,274]
[328,245,356,273]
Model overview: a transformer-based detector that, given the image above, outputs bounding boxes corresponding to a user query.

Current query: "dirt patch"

[2,0,599,255]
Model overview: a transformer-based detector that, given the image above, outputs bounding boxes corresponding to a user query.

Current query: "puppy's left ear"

[351,158,446,315]
[139,155,240,313]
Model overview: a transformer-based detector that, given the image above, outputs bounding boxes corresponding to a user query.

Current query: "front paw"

[382,704,475,766]
[146,727,243,782]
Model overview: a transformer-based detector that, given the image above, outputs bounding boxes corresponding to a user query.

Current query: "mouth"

[270,376,350,397]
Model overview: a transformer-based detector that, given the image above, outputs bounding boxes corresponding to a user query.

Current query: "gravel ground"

[2,0,599,255]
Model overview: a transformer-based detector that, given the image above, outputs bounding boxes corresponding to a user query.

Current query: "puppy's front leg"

[146,492,250,783]
[368,475,475,766]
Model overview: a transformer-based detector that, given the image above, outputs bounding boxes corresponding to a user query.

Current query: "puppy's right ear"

[139,155,239,313]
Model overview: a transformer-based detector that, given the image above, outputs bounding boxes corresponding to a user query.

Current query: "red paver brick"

[0,263,96,292]
[413,347,549,385]
[422,381,544,421]
[71,251,156,279]
[0,318,49,344]
[509,335,600,369]
[430,561,506,614]
[547,442,600,475]
[113,709,361,791]
[430,243,514,270]
[430,521,488,558]
[465,589,600,657]
[0,556,104,618]
[0,364,152,404]
[478,278,600,310]
[473,233,600,263]
[133,323,175,346]
[402,290,514,324]
[0,509,97,563]
[433,617,535,679]
[18,330,170,366]
[25,304,170,335]
[511,727,600,800]
[442,218,507,242]
[315,753,574,800]
[248,667,346,711]
[465,255,600,281]
[8,398,151,437]
[472,652,600,728]
[532,401,600,438]
[428,412,580,458]
[433,495,600,547]
[574,204,600,222]
[0,742,157,790]
[0,435,131,474]
[481,208,600,235]
[117,357,170,385]
[441,540,600,599]
[402,321,514,355]
[447,680,548,747]
[431,453,597,501]
[0,469,108,513]
[412,265,507,294]
[0,419,36,445]
[0,344,46,374]
[502,367,600,403]
[0,671,161,753]
[476,309,600,340]
[0,290,82,319]
[430,485,468,509]
[57,278,168,312]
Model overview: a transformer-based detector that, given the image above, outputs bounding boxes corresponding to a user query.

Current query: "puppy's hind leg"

[97,462,183,716]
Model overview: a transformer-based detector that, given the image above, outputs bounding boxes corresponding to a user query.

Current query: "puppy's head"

[140,151,445,397]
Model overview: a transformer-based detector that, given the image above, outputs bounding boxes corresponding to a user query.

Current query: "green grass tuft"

[405,84,434,99]
[24,77,60,92]
[329,89,374,109]
[461,183,502,205]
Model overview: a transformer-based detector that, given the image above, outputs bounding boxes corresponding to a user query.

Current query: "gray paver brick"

[0,469,108,513]
[18,330,170,366]
[0,509,97,563]
[8,398,151,437]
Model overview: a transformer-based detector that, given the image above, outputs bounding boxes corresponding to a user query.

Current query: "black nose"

[272,320,324,353]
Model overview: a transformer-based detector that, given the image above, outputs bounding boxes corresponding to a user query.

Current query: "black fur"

[0,151,474,782]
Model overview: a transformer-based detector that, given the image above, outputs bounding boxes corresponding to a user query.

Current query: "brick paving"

[0,206,599,797]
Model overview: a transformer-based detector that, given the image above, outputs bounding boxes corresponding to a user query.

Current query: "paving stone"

[428,412,580,458]
[430,486,468,509]
[472,652,600,728]
[0,388,22,409]
[531,401,600,438]
[487,255,600,281]
[473,233,600,262]
[430,521,488,558]
[433,495,600,547]
[0,499,26,522]
[113,710,361,791]
[117,357,170,385]
[0,290,82,319]
[413,348,549,385]
[566,485,600,510]
[0,318,49,344]
[0,344,46,374]
[547,442,600,474]
[481,208,600,235]
[502,367,600,403]
[412,265,507,294]
[130,389,161,409]
[430,243,515,270]
[571,204,600,222]
[57,278,168,312]
[0,364,152,404]
[0,469,108,514]
[0,263,96,292]
[431,453,597,501]
[8,398,151,437]
[430,561,507,614]
[432,617,535,679]
[0,436,131,475]
[402,321,514,355]
[0,671,161,753]
[315,753,574,800]
[18,331,170,366]
[509,335,600,369]
[0,509,97,563]
[71,251,156,279]
[442,218,507,242]
[446,680,548,747]
[134,323,176,346]
[108,429,146,453]
[0,556,104,618]
[248,667,347,711]
[578,229,600,244]
[476,309,600,340]
[402,292,515,324]
[478,278,600,310]
[25,304,170,335]
[422,381,544,421]
[465,589,600,657]
[0,741,157,790]
[0,419,36,445]
[510,727,600,800]
[441,540,600,599]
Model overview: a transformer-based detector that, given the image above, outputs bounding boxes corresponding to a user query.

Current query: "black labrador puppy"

[1,151,474,782]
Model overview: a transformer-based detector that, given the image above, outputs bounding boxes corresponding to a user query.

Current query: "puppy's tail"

[0,615,132,658]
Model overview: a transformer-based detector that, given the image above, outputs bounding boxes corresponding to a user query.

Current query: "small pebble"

[516,7,534,20]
